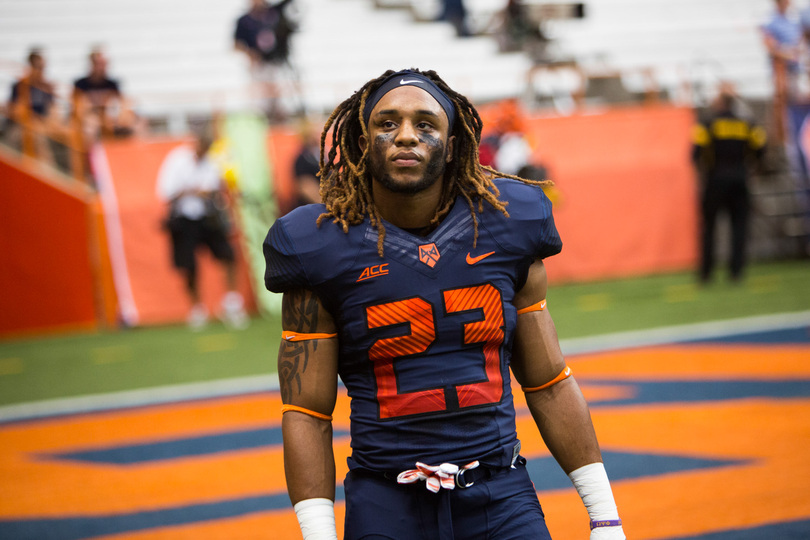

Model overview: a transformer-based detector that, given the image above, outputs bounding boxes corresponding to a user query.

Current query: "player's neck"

[372,180,442,231]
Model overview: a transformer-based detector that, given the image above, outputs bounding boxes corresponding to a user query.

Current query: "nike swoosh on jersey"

[400,79,425,85]
[466,251,495,265]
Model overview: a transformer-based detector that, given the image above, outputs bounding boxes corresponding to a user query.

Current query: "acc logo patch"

[418,243,440,268]
[357,263,389,282]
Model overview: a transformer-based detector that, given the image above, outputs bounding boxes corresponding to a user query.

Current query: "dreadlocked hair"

[316,68,550,256]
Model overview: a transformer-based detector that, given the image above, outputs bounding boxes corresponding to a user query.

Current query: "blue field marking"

[669,518,810,539]
[0,486,345,540]
[50,380,809,466]
[45,426,350,465]
[686,325,810,344]
[525,450,748,492]
[581,379,810,407]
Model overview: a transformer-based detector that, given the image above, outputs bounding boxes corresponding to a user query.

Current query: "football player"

[264,69,625,539]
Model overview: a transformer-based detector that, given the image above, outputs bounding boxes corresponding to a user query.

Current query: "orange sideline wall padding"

[530,105,698,282]
[482,104,698,283]
[0,156,98,337]
[99,138,255,326]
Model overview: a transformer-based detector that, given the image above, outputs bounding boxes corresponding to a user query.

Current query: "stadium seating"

[401,0,773,104]
[290,0,531,113]
[0,0,530,130]
[0,0,777,128]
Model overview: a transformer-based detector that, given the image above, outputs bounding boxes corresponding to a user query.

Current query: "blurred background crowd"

[1,0,809,335]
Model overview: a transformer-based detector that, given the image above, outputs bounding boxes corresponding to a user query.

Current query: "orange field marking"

[0,342,808,539]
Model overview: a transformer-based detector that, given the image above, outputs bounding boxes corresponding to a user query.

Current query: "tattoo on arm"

[279,289,323,403]
[279,340,313,403]
[282,289,320,333]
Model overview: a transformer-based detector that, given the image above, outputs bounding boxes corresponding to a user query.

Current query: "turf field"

[0,260,808,539]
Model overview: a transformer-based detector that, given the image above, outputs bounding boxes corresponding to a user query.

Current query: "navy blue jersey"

[264,178,562,472]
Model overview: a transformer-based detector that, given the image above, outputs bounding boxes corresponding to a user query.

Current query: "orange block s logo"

[357,263,389,282]
[418,243,440,268]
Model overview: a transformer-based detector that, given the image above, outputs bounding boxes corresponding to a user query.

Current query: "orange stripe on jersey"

[281,331,338,342]
[517,299,546,315]
[280,404,333,421]
[522,365,572,393]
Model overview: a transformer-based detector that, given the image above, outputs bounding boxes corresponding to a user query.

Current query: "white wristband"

[293,498,338,540]
[569,463,625,539]
[568,462,619,520]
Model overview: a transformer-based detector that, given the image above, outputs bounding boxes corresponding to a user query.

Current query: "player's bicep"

[278,288,338,416]
[511,259,566,387]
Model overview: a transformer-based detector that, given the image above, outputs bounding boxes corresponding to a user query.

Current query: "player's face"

[361,86,455,195]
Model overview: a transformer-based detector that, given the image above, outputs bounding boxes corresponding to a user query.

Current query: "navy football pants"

[343,460,552,540]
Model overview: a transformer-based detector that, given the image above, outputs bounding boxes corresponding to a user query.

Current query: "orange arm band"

[517,299,547,315]
[521,365,572,393]
[280,404,333,421]
[281,331,338,342]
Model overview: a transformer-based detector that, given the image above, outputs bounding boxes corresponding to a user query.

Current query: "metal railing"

[2,74,89,184]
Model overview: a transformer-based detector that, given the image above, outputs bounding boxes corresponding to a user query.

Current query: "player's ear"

[445,135,455,163]
[359,134,367,153]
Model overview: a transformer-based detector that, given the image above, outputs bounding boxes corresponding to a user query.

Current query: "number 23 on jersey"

[366,283,506,419]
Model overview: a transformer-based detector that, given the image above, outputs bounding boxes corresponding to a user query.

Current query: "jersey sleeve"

[263,216,311,293]
[488,178,562,260]
[263,204,346,294]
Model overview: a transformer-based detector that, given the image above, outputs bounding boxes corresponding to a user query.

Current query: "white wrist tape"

[568,462,620,521]
[293,498,338,540]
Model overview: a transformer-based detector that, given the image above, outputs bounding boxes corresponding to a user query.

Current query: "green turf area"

[0,260,807,407]
[0,318,282,407]
[549,259,810,338]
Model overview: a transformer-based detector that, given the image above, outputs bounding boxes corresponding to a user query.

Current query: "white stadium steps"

[0,0,776,126]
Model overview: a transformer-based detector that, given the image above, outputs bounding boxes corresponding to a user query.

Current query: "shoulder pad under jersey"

[263,204,358,293]
[482,178,562,259]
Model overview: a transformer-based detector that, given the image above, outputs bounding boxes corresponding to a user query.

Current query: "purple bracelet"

[590,519,622,530]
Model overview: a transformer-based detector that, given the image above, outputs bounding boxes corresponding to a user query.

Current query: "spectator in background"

[490,99,543,179]
[494,131,532,177]
[5,48,70,170]
[438,0,470,38]
[761,0,802,80]
[761,0,801,142]
[156,127,249,330]
[289,117,321,213]
[486,99,561,205]
[493,0,550,62]
[234,0,298,122]
[482,100,527,175]
[692,83,767,284]
[72,48,140,141]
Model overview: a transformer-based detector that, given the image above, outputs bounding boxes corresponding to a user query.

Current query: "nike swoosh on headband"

[364,70,456,128]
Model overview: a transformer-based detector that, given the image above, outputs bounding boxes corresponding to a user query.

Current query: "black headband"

[362,70,456,131]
